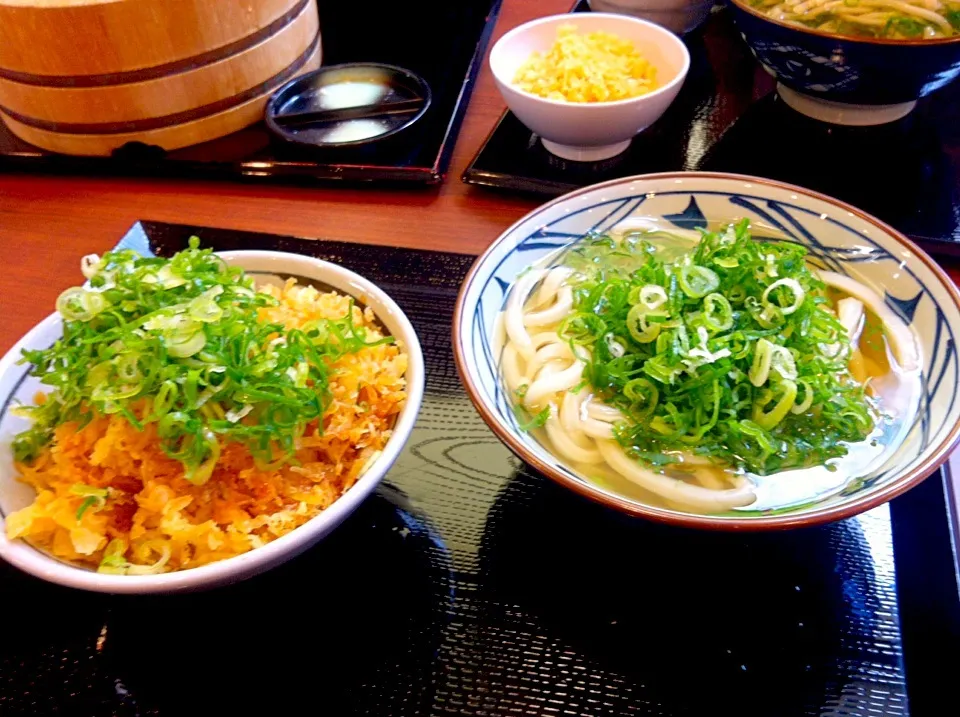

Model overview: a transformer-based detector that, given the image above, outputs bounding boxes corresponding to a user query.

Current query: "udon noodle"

[498,220,921,514]
[749,0,960,39]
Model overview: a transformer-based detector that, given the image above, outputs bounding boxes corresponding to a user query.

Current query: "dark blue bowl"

[729,0,960,105]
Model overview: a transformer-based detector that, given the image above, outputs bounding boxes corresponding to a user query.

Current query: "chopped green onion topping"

[703,293,733,332]
[514,403,550,431]
[558,219,876,474]
[634,285,668,310]
[71,484,109,520]
[678,265,720,299]
[626,304,664,344]
[791,379,815,414]
[752,379,798,430]
[13,238,391,483]
[763,278,805,315]
[97,539,129,574]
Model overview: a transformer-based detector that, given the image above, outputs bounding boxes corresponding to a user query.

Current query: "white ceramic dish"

[588,0,715,36]
[489,13,690,162]
[454,172,960,530]
[0,250,425,593]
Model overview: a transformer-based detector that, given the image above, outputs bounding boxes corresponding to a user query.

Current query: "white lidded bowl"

[489,13,690,162]
[454,172,960,530]
[588,0,715,36]
[0,250,425,592]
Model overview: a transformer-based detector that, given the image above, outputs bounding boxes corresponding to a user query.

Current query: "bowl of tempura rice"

[454,172,960,530]
[0,245,424,592]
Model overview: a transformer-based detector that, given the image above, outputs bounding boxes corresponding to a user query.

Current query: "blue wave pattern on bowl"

[463,184,960,516]
[730,3,960,104]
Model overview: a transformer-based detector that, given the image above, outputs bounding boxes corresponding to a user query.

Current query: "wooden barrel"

[0,0,321,155]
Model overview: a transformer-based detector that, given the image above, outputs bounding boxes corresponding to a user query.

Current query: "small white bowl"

[0,250,425,593]
[588,0,715,36]
[489,13,690,162]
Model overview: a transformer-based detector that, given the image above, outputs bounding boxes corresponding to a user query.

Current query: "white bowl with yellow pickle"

[454,172,960,530]
[489,13,690,161]
[0,246,424,592]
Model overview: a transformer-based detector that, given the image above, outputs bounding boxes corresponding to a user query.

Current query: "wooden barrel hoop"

[0,0,319,125]
[0,0,322,154]
[0,42,322,155]
[0,33,321,135]
[0,0,307,77]
[0,0,313,87]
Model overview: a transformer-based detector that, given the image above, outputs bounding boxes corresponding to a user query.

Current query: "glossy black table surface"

[1,222,957,716]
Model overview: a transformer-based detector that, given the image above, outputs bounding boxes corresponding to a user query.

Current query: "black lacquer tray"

[1,221,958,716]
[0,0,502,186]
[463,3,960,257]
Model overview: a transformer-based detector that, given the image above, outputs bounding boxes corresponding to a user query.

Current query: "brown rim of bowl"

[452,170,960,531]
[729,0,960,47]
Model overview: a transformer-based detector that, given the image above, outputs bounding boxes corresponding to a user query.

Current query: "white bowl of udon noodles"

[454,172,960,530]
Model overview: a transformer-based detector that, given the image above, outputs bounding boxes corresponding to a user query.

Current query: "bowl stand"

[540,137,633,161]
[777,83,918,126]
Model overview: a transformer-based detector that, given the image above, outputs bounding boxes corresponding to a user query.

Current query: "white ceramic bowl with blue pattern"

[454,172,960,529]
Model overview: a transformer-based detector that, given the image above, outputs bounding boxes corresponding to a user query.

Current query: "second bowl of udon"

[453,172,960,530]
[729,0,960,125]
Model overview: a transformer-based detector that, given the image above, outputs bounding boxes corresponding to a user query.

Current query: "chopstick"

[274,98,425,127]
